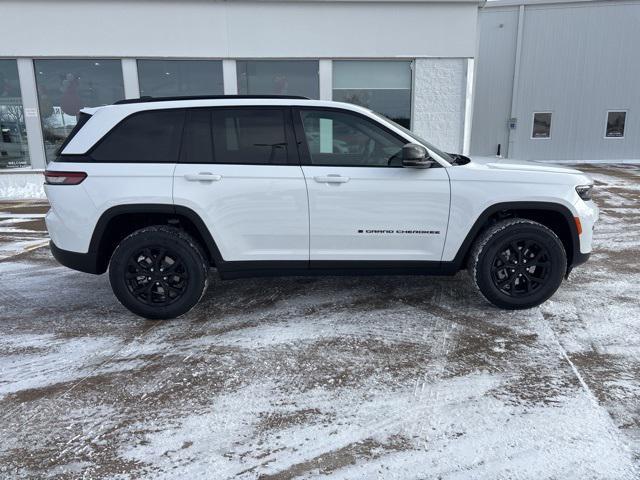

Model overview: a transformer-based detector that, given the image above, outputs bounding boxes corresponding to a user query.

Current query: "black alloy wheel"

[125,246,189,306]
[469,218,567,310]
[490,238,551,297]
[109,226,208,319]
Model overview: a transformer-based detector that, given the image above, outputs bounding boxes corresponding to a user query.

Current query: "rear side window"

[181,109,214,163]
[211,108,288,165]
[91,109,185,162]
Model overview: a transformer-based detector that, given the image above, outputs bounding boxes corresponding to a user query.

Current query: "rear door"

[173,107,309,263]
[294,107,450,263]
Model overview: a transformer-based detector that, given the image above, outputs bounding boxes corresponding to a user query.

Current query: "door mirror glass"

[401,143,433,168]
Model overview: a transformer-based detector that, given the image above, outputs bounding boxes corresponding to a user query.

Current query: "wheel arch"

[450,201,580,274]
[89,204,223,274]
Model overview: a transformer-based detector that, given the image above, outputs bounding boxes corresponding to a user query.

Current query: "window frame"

[178,106,299,166]
[604,110,627,140]
[530,111,553,140]
[292,106,410,168]
[84,108,186,163]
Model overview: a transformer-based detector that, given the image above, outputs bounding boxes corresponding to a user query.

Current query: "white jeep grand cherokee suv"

[44,95,598,319]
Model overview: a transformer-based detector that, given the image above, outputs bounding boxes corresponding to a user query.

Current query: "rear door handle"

[314,175,350,184]
[184,173,222,182]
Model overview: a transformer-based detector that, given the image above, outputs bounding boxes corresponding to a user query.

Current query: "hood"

[467,156,585,175]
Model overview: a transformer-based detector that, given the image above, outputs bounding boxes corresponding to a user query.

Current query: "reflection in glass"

[532,112,552,138]
[606,111,626,138]
[333,61,412,128]
[138,60,224,97]
[237,61,319,99]
[0,60,30,169]
[34,59,124,162]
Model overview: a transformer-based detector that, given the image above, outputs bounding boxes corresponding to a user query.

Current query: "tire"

[108,226,209,320]
[468,218,566,310]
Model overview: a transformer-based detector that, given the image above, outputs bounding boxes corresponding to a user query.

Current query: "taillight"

[44,171,87,185]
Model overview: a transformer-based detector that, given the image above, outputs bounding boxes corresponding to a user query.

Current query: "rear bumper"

[50,241,102,275]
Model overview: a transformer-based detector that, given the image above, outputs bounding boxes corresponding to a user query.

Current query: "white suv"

[44,95,598,319]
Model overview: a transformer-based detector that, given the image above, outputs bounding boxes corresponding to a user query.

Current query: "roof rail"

[113,95,311,105]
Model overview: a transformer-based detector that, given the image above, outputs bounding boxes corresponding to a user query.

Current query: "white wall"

[0,1,479,59]
[412,58,468,153]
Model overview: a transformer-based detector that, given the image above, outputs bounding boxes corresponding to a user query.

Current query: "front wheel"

[109,226,209,319]
[469,219,567,309]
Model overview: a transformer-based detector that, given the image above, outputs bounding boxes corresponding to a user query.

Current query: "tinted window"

[532,112,552,139]
[333,61,412,128]
[138,60,224,97]
[34,59,124,163]
[606,111,626,138]
[91,109,184,163]
[181,109,213,163]
[212,109,288,165]
[299,109,404,167]
[236,61,319,99]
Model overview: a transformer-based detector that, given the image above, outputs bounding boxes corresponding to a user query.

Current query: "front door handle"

[184,173,222,182]
[314,175,350,184]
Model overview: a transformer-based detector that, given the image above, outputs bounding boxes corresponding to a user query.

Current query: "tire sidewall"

[475,223,566,309]
[109,229,207,320]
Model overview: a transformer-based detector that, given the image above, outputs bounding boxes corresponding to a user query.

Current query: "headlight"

[576,185,593,201]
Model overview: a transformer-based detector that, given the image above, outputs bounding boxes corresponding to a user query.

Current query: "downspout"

[507,4,525,158]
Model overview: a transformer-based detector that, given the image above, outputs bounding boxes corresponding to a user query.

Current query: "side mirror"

[401,143,434,169]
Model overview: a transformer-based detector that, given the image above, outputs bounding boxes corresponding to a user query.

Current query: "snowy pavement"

[0,164,639,479]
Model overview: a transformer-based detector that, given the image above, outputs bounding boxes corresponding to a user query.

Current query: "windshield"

[370,112,453,164]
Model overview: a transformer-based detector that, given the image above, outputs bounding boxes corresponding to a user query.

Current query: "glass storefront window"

[34,59,124,162]
[138,60,224,97]
[236,60,319,99]
[333,61,412,128]
[0,60,30,169]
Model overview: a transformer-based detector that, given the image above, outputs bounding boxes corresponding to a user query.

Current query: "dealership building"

[1,0,639,182]
[0,0,479,174]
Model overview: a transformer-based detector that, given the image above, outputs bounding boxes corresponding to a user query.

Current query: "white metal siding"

[473,0,640,161]
[470,7,520,156]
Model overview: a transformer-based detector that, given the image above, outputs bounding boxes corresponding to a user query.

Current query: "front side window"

[211,108,289,165]
[532,112,552,139]
[333,61,412,128]
[236,61,319,99]
[34,59,125,162]
[0,60,30,169]
[605,111,626,138]
[138,60,224,97]
[91,109,184,162]
[299,109,405,167]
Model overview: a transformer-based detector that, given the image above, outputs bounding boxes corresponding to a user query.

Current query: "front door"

[295,107,450,263]
[173,107,309,263]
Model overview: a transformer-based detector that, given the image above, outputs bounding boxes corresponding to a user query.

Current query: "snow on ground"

[0,165,639,479]
[0,173,46,200]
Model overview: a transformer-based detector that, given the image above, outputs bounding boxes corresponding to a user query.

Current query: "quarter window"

[299,109,405,167]
[605,111,626,138]
[211,108,289,165]
[91,109,185,162]
[532,112,552,139]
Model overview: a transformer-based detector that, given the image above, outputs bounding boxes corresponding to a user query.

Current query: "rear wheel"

[109,226,208,319]
[469,219,566,309]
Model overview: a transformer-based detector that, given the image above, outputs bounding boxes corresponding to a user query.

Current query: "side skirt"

[216,260,458,280]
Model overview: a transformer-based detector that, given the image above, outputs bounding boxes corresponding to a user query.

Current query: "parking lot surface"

[0,164,639,479]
